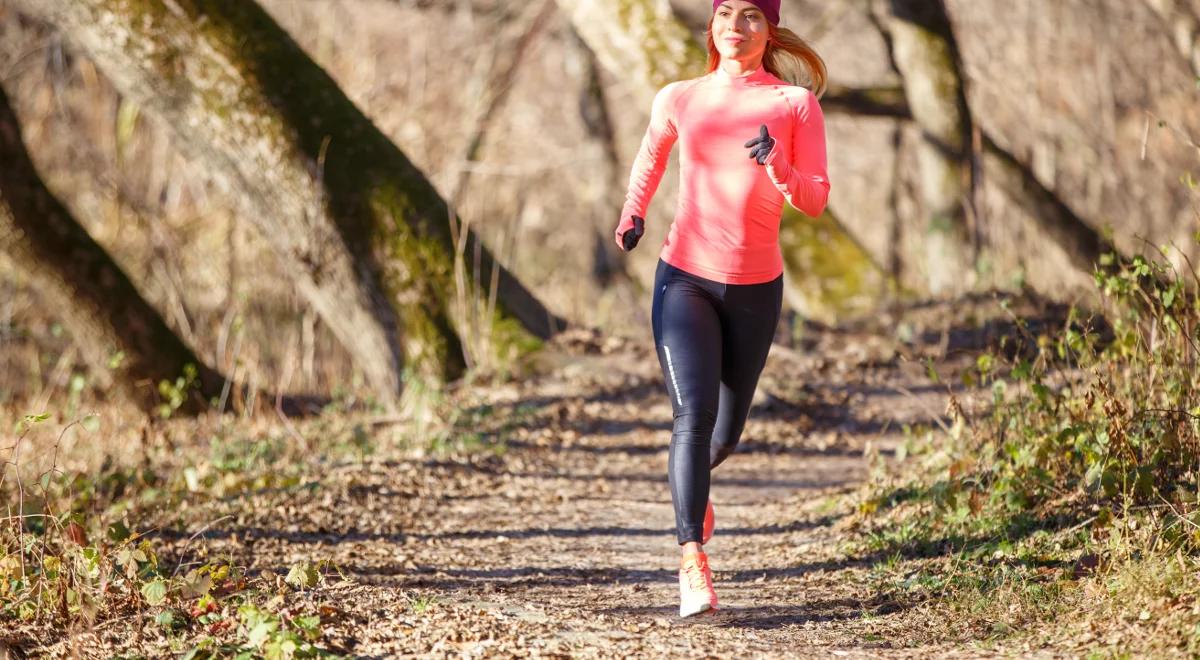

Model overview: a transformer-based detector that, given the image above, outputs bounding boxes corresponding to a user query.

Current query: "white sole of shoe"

[679,600,715,618]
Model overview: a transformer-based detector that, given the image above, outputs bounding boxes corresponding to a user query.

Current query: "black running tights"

[651,259,783,545]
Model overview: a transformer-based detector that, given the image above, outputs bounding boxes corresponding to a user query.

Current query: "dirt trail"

[51,302,1048,657]
[304,321,983,657]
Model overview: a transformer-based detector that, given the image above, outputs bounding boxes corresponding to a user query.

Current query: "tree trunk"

[554,0,704,108]
[872,1,1123,295]
[820,84,911,119]
[881,0,976,295]
[1144,0,1200,78]
[982,133,1118,275]
[779,208,895,323]
[14,0,565,396]
[0,83,222,413]
[568,26,635,289]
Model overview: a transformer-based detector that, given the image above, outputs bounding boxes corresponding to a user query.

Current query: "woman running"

[613,0,829,617]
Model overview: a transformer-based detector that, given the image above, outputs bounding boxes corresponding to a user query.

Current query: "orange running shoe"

[678,551,719,617]
[702,499,715,545]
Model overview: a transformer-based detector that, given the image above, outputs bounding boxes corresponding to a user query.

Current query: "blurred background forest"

[2,0,1197,411]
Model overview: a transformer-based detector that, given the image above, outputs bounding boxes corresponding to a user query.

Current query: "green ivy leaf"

[292,614,320,633]
[1011,359,1030,381]
[248,620,278,648]
[141,579,168,606]
[285,562,319,589]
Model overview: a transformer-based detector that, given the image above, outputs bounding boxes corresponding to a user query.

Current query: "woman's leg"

[652,261,723,545]
[709,274,784,469]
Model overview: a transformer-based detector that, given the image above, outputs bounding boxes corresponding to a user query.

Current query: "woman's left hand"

[744,124,775,165]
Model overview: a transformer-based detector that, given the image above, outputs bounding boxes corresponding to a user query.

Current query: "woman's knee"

[672,407,717,444]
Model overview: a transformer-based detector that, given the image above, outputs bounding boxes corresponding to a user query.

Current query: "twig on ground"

[169,514,236,579]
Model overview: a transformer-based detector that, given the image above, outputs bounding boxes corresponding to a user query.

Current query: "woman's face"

[711,0,770,64]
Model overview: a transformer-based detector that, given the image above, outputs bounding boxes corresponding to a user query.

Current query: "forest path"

[262,310,1008,658]
[37,297,1059,658]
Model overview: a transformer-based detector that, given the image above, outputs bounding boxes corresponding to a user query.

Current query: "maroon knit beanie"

[711,0,780,26]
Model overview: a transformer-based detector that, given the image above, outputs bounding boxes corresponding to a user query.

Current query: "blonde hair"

[705,20,828,97]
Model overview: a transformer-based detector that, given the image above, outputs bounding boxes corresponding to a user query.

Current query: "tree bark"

[982,133,1118,275]
[13,0,565,396]
[821,84,911,119]
[1143,0,1200,78]
[554,0,704,108]
[880,0,976,294]
[0,83,222,413]
[568,25,636,288]
[872,0,1124,293]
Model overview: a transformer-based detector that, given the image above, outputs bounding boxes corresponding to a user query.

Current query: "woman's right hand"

[616,215,645,251]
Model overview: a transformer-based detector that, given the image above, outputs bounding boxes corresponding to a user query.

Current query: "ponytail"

[705,21,827,97]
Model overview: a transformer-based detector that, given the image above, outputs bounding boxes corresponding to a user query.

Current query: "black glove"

[744,124,775,165]
[622,216,645,251]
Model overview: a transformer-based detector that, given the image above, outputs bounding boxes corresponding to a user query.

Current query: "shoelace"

[682,559,709,592]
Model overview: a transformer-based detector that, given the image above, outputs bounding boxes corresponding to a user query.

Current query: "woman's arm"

[762,89,830,218]
[615,82,680,250]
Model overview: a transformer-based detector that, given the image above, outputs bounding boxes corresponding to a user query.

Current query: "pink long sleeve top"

[615,65,830,285]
